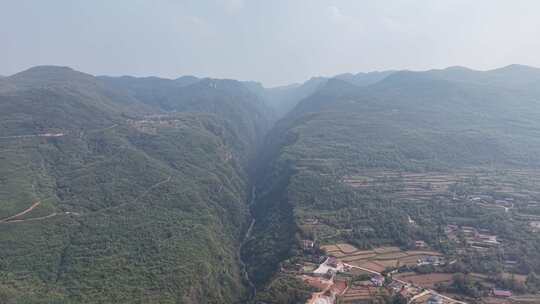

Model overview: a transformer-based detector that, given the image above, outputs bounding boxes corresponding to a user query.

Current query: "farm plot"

[399,255,427,267]
[394,273,454,288]
[337,243,359,254]
[302,275,332,290]
[340,285,382,303]
[343,168,540,203]
[350,261,387,273]
[410,291,458,304]
[377,252,409,260]
[320,244,341,253]
[373,246,401,254]
[509,295,540,303]
[322,243,444,274]
[343,170,475,200]
[341,252,377,263]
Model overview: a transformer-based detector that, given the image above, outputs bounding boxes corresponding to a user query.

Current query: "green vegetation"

[0,67,270,303]
[254,275,315,304]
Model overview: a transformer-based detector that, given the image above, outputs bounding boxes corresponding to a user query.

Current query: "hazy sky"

[2,0,540,86]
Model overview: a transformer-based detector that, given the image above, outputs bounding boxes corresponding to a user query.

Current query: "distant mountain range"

[2,64,540,303]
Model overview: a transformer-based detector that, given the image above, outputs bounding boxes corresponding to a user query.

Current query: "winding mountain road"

[0,201,41,223]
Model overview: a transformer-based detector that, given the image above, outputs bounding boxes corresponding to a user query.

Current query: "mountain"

[4,64,540,303]
[100,76,273,166]
[334,70,395,86]
[97,74,200,109]
[0,66,150,136]
[0,77,15,93]
[254,71,395,119]
[425,64,540,89]
[248,77,328,118]
[243,65,540,301]
[0,67,270,303]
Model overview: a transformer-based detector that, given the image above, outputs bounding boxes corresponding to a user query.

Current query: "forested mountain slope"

[244,65,540,301]
[0,67,269,303]
[100,75,272,166]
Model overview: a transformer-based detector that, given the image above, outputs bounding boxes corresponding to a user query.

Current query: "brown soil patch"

[336,243,358,254]
[394,273,454,288]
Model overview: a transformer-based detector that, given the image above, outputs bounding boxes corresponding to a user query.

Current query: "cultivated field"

[340,285,382,303]
[320,243,443,273]
[343,170,476,200]
[343,168,540,203]
[394,272,454,288]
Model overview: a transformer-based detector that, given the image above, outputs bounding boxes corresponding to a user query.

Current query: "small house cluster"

[445,224,500,250]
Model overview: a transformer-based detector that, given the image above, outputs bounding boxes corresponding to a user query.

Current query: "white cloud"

[186,15,205,26]
[327,5,363,31]
[328,5,343,21]
[218,0,245,14]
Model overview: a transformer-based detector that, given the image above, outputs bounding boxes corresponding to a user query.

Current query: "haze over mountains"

[2,64,540,303]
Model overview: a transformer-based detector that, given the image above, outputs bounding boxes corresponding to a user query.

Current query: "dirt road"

[2,212,58,223]
[0,201,41,223]
[0,133,64,140]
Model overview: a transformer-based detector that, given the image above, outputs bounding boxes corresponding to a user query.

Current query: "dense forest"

[0,66,269,303]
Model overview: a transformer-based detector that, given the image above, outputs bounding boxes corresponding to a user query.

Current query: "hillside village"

[285,242,464,304]
[274,239,540,304]
[270,169,540,304]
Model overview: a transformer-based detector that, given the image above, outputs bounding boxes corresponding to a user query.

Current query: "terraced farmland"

[321,243,443,272]
[342,168,540,202]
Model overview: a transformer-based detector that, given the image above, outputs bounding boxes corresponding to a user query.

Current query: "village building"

[446,224,458,231]
[492,289,512,298]
[475,233,498,242]
[304,218,319,225]
[414,240,427,248]
[370,275,385,287]
[387,280,406,292]
[427,294,443,304]
[313,257,343,277]
[504,260,518,266]
[418,256,444,266]
[473,232,499,246]
[302,240,315,251]
[461,226,476,235]
[529,221,540,232]
[327,257,338,268]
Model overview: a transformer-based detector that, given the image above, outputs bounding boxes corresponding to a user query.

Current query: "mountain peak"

[9,65,95,86]
[443,66,473,72]
[13,65,77,77]
[175,75,199,82]
[492,64,540,73]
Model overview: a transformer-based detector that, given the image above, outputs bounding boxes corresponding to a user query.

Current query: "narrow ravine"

[239,186,257,303]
